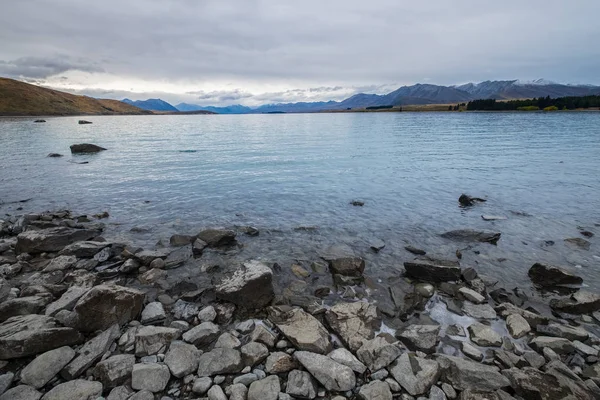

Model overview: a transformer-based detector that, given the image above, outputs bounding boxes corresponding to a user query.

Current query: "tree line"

[465,95,600,111]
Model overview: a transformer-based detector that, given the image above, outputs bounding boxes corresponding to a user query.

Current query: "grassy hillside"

[0,77,152,116]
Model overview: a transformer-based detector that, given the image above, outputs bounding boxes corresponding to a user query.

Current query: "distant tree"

[448,105,453,111]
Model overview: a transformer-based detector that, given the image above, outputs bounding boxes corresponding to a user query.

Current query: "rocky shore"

[0,210,599,400]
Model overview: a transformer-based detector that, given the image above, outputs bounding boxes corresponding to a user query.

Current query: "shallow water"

[1,112,599,290]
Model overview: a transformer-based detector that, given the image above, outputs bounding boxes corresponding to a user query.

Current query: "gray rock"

[20,346,75,389]
[265,351,297,374]
[170,234,194,247]
[72,284,144,332]
[550,291,600,314]
[233,373,259,386]
[44,286,88,317]
[192,238,208,256]
[248,375,280,400]
[43,255,78,272]
[358,380,392,400]
[573,340,599,357]
[58,241,109,258]
[325,302,380,351]
[429,385,447,400]
[0,385,41,400]
[506,314,531,339]
[93,354,135,389]
[197,348,243,376]
[250,324,277,347]
[329,347,367,374]
[227,383,248,400]
[269,307,332,354]
[529,336,575,354]
[172,299,199,321]
[495,303,548,328]
[107,386,134,400]
[131,363,171,393]
[198,305,217,322]
[528,263,583,287]
[440,229,501,244]
[0,295,52,323]
[356,336,401,371]
[164,245,192,269]
[462,302,497,319]
[41,379,103,400]
[197,228,236,247]
[15,227,100,254]
[459,287,485,304]
[236,319,255,334]
[468,323,502,347]
[119,258,140,274]
[0,373,13,396]
[441,383,457,399]
[294,351,356,391]
[192,377,213,394]
[565,237,591,250]
[164,340,201,378]
[61,324,120,379]
[329,257,365,277]
[0,314,82,360]
[134,249,171,266]
[436,355,510,392]
[461,341,484,362]
[536,323,589,341]
[128,390,154,400]
[216,260,274,308]
[241,341,269,366]
[397,324,440,353]
[0,278,10,304]
[214,331,242,349]
[287,370,318,399]
[135,326,181,356]
[403,260,461,282]
[182,321,219,347]
[503,366,593,400]
[207,385,228,400]
[523,350,546,369]
[389,353,440,396]
[140,302,166,325]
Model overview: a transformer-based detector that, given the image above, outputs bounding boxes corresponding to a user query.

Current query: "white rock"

[131,363,170,393]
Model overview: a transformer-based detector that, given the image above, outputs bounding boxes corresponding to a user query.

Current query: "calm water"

[1,112,599,291]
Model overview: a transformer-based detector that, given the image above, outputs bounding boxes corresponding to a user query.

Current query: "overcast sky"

[1,0,599,106]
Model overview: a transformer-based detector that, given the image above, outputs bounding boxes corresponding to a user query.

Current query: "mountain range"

[134,79,600,114]
[122,98,179,112]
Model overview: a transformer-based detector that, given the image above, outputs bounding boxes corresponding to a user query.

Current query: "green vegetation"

[467,95,600,111]
[0,77,151,116]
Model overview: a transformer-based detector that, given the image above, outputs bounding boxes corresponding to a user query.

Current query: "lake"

[1,112,599,291]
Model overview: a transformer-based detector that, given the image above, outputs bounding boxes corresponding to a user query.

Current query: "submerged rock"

[16,227,100,254]
[329,257,365,277]
[441,229,501,244]
[47,153,63,157]
[216,260,274,308]
[564,237,591,250]
[78,120,93,124]
[197,228,236,247]
[550,291,600,314]
[404,259,461,282]
[70,143,106,153]
[459,194,487,207]
[528,263,583,287]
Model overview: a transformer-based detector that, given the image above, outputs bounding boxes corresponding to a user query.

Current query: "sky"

[1,0,599,107]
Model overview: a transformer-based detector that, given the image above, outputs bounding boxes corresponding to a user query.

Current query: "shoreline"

[1,208,600,399]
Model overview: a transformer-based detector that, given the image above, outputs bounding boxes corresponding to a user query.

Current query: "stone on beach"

[196,228,236,247]
[20,346,76,389]
[248,375,280,400]
[550,291,600,314]
[329,257,365,277]
[389,353,440,396]
[16,227,100,254]
[61,324,120,379]
[0,385,42,400]
[41,379,102,400]
[268,306,332,354]
[356,336,401,371]
[135,326,181,356]
[197,348,243,376]
[468,323,502,347]
[164,340,201,377]
[131,363,170,393]
[528,263,583,287]
[436,354,510,392]
[397,324,440,353]
[506,314,531,338]
[404,259,462,282]
[325,301,380,352]
[216,260,274,308]
[294,351,356,391]
[93,354,135,389]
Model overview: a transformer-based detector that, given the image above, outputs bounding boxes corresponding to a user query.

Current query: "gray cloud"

[1,0,599,105]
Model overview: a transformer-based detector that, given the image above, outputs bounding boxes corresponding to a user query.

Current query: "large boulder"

[40,379,103,400]
[20,346,75,389]
[268,307,332,354]
[72,285,144,332]
[216,260,274,308]
[325,302,380,352]
[441,229,501,245]
[0,385,42,400]
[248,375,280,400]
[358,380,392,400]
[196,228,236,247]
[131,363,170,393]
[61,324,121,379]
[59,241,109,258]
[165,341,201,378]
[356,336,401,371]
[0,315,82,360]
[286,370,317,399]
[197,348,243,377]
[397,324,440,353]
[0,295,53,322]
[528,263,583,287]
[16,227,100,254]
[70,143,106,153]
[389,353,440,396]
[93,354,135,389]
[404,259,461,282]
[502,367,594,400]
[294,351,356,392]
[436,354,510,392]
[550,291,600,314]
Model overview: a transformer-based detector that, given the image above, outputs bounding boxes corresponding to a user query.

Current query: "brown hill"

[0,77,152,116]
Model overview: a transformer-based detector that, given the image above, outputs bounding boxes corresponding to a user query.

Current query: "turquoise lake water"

[1,112,599,289]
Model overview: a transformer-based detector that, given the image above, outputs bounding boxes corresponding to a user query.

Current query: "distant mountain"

[0,77,151,116]
[122,98,178,112]
[154,79,600,114]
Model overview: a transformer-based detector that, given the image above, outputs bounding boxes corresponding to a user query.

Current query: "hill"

[0,77,151,116]
[176,103,252,114]
[122,98,178,112]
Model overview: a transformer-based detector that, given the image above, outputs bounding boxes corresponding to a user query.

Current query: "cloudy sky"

[1,0,599,106]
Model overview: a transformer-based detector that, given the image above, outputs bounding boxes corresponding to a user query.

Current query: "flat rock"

[197,228,236,247]
[240,341,269,366]
[550,291,600,314]
[462,302,497,319]
[329,257,365,277]
[286,370,317,399]
[72,284,144,332]
[248,375,280,400]
[135,326,181,356]
[59,241,109,258]
[0,385,42,400]
[294,351,356,391]
[164,244,192,269]
[41,379,103,400]
[70,143,105,153]
[459,287,485,304]
[0,295,52,322]
[325,301,380,351]
[436,354,510,392]
[61,324,120,379]
[495,303,547,328]
[216,260,274,308]
[269,307,332,354]
[43,255,78,272]
[404,260,461,282]
[565,237,591,250]
[356,336,401,371]
[15,227,101,254]
[165,340,201,377]
[20,346,75,389]
[503,366,594,400]
[93,354,135,389]
[529,336,575,354]
[389,353,440,396]
[140,302,166,325]
[358,380,392,400]
[214,331,241,348]
[528,263,583,287]
[536,323,588,341]
[462,341,484,362]
[468,323,502,347]
[182,321,219,347]
[397,324,440,353]
[134,249,171,266]
[441,229,501,244]
[265,352,297,374]
[131,363,170,393]
[0,314,82,360]
[44,286,88,317]
[0,373,14,396]
[329,348,367,374]
[506,314,531,338]
[197,348,243,376]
